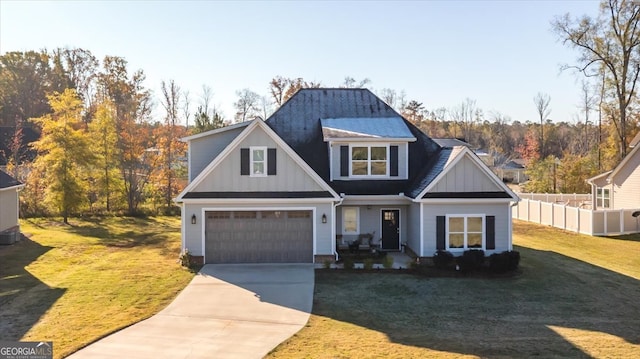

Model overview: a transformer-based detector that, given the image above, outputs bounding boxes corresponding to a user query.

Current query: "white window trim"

[342,207,360,234]
[250,146,267,177]
[596,187,610,208]
[445,214,485,251]
[349,144,390,178]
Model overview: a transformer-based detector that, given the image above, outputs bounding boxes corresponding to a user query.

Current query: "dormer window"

[352,145,388,176]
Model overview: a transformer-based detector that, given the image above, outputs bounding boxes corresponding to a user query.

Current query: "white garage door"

[205,210,313,264]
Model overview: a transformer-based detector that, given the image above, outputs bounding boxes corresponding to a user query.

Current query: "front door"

[381,209,400,250]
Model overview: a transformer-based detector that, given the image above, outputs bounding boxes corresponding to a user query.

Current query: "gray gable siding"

[192,126,325,193]
[189,126,246,181]
[430,155,502,193]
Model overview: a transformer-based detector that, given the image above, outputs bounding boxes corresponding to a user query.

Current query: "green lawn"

[0,216,195,359]
[268,220,640,358]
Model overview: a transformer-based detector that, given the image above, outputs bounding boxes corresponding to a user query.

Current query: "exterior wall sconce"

[321,214,327,223]
[191,214,197,224]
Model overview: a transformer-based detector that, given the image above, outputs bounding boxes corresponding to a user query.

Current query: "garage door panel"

[205,210,313,264]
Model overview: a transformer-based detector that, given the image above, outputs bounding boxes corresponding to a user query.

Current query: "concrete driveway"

[68,264,314,359]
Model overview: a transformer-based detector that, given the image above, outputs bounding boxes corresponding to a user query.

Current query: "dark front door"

[381,209,400,250]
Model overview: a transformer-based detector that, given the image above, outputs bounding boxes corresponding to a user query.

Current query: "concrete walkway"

[68,264,314,359]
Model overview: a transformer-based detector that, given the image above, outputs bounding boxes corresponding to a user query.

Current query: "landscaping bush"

[363,258,374,270]
[178,249,192,267]
[323,260,332,269]
[382,255,394,269]
[433,250,454,269]
[461,249,485,270]
[343,257,354,270]
[489,251,520,273]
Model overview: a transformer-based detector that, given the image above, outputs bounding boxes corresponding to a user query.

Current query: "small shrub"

[433,250,454,269]
[489,251,520,273]
[343,257,354,270]
[363,258,374,270]
[382,255,394,269]
[323,260,332,269]
[457,249,485,273]
[178,249,192,267]
[507,251,520,271]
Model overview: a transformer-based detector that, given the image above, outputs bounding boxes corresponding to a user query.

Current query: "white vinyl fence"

[513,195,640,236]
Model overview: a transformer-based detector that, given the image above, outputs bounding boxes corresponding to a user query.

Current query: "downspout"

[333,196,344,261]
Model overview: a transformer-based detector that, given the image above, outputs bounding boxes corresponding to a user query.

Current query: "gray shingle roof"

[266,88,441,193]
[0,170,22,189]
[432,138,472,148]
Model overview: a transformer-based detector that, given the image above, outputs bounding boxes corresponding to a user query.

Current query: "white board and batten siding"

[192,129,325,193]
[421,203,511,257]
[430,155,503,193]
[610,150,640,209]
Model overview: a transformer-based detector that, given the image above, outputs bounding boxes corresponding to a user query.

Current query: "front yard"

[2,218,639,358]
[268,220,640,358]
[0,217,195,359]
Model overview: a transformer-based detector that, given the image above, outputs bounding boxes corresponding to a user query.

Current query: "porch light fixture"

[322,214,327,223]
[191,214,197,224]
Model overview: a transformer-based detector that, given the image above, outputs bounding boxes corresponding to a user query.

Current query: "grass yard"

[268,220,640,358]
[0,216,195,359]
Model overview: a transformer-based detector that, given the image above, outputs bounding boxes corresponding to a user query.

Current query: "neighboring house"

[587,132,640,210]
[0,170,24,244]
[497,159,527,184]
[474,149,495,167]
[175,89,519,264]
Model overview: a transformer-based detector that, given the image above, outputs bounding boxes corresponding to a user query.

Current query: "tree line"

[1,1,639,220]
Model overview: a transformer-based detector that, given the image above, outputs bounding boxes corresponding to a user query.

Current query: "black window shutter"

[240,148,249,175]
[340,146,349,176]
[267,148,277,175]
[390,145,398,177]
[486,215,496,250]
[436,216,446,250]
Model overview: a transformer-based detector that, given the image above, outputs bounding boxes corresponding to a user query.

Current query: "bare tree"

[450,98,477,142]
[234,88,260,122]
[533,92,551,157]
[182,90,191,128]
[341,76,371,88]
[159,80,181,208]
[553,0,640,159]
[579,80,597,154]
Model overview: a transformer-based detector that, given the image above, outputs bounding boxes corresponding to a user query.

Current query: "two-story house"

[175,89,519,264]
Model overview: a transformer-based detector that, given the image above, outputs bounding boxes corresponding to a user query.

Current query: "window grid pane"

[447,216,484,250]
[344,208,358,233]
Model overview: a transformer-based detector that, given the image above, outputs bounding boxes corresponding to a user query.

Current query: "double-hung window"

[596,188,610,208]
[351,145,388,176]
[342,207,359,234]
[250,146,266,176]
[447,215,484,250]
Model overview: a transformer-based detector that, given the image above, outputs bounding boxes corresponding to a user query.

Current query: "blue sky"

[0,0,600,125]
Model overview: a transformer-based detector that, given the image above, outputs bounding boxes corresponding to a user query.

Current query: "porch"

[335,204,409,252]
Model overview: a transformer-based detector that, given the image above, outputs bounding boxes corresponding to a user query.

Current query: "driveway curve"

[68,264,314,359]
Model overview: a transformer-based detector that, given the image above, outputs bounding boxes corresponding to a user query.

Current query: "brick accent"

[190,256,204,266]
[314,255,335,264]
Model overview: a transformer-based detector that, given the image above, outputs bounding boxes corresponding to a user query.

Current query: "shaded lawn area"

[0,216,195,359]
[268,220,640,359]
